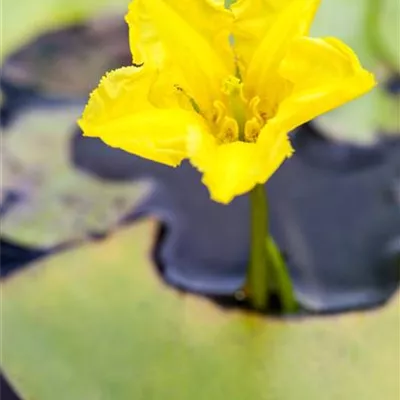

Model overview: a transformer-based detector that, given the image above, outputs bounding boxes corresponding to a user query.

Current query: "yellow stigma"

[221,75,242,96]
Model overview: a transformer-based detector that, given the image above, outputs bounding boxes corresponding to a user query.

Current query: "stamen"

[212,101,226,125]
[249,96,262,123]
[251,96,278,123]
[217,116,239,143]
[245,118,261,143]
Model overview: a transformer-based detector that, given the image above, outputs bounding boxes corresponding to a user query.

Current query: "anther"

[217,116,239,143]
[245,118,261,142]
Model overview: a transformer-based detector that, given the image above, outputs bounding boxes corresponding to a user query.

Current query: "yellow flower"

[78,0,375,204]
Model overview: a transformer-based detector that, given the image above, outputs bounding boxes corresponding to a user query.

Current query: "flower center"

[221,75,246,140]
[175,76,269,144]
[215,75,266,144]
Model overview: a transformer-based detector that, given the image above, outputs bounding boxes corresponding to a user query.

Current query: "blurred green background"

[1,1,399,399]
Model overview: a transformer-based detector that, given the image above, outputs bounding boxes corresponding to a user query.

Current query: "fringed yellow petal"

[246,121,295,189]
[233,0,319,77]
[83,109,206,167]
[126,0,234,112]
[78,66,208,167]
[243,0,320,99]
[267,36,377,135]
[232,0,293,65]
[188,130,266,204]
[80,66,153,128]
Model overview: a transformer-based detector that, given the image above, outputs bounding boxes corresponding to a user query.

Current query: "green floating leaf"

[1,107,148,248]
[2,222,399,400]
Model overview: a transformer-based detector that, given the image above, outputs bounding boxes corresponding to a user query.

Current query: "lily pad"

[2,221,399,400]
[1,105,149,248]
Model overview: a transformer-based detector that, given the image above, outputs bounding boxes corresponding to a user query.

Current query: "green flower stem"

[246,184,297,312]
[247,184,269,310]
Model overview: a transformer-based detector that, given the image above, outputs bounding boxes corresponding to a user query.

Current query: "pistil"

[221,75,247,141]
